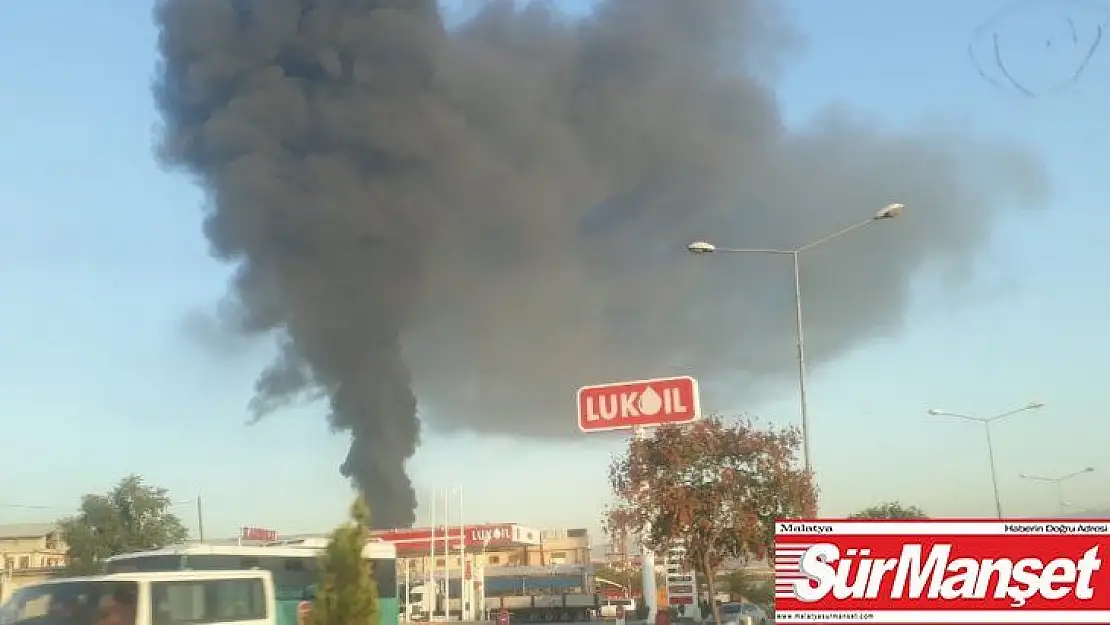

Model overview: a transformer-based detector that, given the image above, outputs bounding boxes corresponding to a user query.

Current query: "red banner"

[774,519,1110,623]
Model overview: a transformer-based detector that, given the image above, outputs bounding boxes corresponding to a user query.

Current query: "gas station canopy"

[371,523,541,555]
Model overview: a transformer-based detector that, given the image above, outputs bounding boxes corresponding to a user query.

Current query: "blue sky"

[2,0,1108,539]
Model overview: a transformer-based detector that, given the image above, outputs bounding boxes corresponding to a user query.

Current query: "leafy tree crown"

[848,502,928,519]
[60,475,188,575]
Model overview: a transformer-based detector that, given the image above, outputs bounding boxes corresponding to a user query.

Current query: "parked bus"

[103,540,397,625]
[1,570,276,625]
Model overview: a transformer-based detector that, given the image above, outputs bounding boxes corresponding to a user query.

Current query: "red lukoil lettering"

[583,385,687,422]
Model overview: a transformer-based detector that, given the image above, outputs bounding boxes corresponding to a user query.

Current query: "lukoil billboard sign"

[577,375,700,432]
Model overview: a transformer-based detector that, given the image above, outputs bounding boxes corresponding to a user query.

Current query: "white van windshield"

[1,580,138,625]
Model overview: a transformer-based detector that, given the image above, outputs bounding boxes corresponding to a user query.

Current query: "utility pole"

[196,496,206,542]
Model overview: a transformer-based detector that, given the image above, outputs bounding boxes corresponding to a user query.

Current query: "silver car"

[707,602,769,625]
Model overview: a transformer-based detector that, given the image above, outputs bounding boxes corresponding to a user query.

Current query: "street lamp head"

[874,203,905,220]
[687,241,717,254]
[1027,401,1045,410]
[1084,466,1096,473]
[926,408,945,416]
[1018,473,1030,479]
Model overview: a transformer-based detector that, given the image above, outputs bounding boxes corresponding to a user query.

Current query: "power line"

[0,503,72,511]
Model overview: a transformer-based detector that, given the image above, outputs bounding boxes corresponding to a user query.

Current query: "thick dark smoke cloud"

[153,0,1047,527]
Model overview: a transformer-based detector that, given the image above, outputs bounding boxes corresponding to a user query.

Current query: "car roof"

[106,541,395,562]
[17,569,271,587]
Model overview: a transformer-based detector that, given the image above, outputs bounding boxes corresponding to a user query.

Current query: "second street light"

[1020,467,1095,514]
[925,402,1045,518]
[687,202,904,475]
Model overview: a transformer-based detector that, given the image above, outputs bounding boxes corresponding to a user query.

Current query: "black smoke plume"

[153,0,1047,528]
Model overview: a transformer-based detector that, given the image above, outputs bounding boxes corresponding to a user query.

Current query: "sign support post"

[403,560,410,622]
[634,425,659,624]
[663,546,699,621]
[576,375,702,625]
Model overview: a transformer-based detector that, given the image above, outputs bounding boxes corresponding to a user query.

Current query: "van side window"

[151,579,267,625]
[5,581,136,625]
[97,582,139,625]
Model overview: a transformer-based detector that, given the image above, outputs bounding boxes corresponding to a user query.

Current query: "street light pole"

[790,250,811,471]
[926,402,1045,518]
[983,422,1002,519]
[1019,467,1095,514]
[687,202,904,476]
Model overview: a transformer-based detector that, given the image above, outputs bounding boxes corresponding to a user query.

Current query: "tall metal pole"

[458,488,466,621]
[790,251,812,476]
[196,496,205,542]
[634,426,657,623]
[983,423,1003,518]
[480,538,490,620]
[926,402,1043,517]
[429,488,436,619]
[688,206,904,476]
[437,488,446,625]
[1018,467,1093,515]
[404,558,411,622]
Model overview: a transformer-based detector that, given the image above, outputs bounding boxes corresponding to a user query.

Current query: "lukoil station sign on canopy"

[577,375,701,432]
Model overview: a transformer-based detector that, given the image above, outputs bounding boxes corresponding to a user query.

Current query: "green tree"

[60,475,188,575]
[848,502,928,519]
[606,416,817,625]
[309,496,380,625]
[721,569,773,607]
